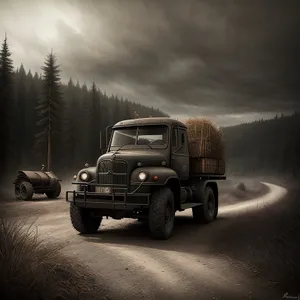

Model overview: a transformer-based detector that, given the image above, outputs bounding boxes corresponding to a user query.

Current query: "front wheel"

[149,187,175,240]
[70,203,102,234]
[193,186,218,223]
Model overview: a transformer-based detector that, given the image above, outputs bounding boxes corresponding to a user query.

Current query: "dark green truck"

[66,117,226,239]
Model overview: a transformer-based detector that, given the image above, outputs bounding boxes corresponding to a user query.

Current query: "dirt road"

[1,178,298,300]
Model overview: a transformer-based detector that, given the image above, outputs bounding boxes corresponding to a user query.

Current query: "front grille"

[98,160,127,185]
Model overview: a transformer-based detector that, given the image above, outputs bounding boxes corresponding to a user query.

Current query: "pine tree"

[123,99,132,119]
[62,78,79,169]
[35,52,62,171]
[27,73,40,167]
[113,97,120,123]
[0,34,14,172]
[90,82,101,160]
[14,64,28,167]
[80,83,91,163]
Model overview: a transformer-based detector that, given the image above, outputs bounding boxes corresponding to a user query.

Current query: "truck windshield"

[110,125,169,150]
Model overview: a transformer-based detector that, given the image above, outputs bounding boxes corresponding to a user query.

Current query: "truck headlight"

[80,172,89,181]
[138,171,147,181]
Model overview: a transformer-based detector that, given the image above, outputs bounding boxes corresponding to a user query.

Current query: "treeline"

[222,113,300,178]
[0,36,168,178]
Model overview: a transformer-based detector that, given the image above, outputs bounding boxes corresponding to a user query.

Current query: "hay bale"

[185,117,224,159]
[185,117,222,142]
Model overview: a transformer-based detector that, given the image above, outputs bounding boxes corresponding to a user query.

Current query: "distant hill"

[222,113,300,178]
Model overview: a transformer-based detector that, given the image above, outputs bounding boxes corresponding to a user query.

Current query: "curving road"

[2,181,290,299]
[220,182,287,216]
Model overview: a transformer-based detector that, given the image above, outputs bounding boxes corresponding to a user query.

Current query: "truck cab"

[66,117,225,239]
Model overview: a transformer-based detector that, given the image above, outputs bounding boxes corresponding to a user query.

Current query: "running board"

[180,202,203,210]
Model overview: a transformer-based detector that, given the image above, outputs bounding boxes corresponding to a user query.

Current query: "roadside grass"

[0,218,99,300]
[219,187,300,293]
[246,212,300,291]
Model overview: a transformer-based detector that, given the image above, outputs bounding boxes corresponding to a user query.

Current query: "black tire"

[15,183,22,200]
[70,203,102,234]
[46,181,61,199]
[149,187,175,240]
[17,181,34,200]
[137,218,148,225]
[137,218,148,223]
[193,186,218,223]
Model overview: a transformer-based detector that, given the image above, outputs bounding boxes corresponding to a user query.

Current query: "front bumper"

[66,182,150,210]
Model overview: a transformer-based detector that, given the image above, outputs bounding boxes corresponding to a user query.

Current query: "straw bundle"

[185,117,224,160]
[185,117,225,175]
[185,117,222,142]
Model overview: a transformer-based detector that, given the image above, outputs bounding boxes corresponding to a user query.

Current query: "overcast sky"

[1,0,299,126]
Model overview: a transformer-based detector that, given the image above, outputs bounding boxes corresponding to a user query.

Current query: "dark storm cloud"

[1,0,300,120]
[61,0,300,115]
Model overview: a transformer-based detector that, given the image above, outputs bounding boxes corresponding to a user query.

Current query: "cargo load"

[185,117,225,175]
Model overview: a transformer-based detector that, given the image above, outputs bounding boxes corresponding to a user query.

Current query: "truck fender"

[76,167,97,183]
[130,166,179,186]
[74,167,97,192]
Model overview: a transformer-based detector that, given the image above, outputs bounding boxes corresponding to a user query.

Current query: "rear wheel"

[149,187,175,240]
[46,181,61,199]
[193,185,217,223]
[70,203,102,234]
[16,181,34,200]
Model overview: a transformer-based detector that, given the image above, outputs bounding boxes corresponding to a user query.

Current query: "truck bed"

[189,157,225,175]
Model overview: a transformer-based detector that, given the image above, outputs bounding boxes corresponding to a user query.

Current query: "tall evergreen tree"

[0,34,14,173]
[27,72,40,167]
[62,78,79,169]
[80,83,91,163]
[35,52,62,171]
[14,64,28,166]
[90,82,101,161]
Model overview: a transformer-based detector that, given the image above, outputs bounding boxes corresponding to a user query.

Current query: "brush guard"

[66,182,150,209]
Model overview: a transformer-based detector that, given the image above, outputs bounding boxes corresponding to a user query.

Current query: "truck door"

[171,126,189,180]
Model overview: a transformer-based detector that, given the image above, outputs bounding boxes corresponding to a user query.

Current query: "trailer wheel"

[193,186,217,223]
[46,181,61,199]
[70,203,102,234]
[15,182,22,200]
[149,187,175,240]
[16,181,34,201]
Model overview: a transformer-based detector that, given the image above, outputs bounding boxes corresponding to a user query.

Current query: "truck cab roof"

[113,117,187,129]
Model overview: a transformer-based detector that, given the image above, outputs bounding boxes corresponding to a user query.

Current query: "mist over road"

[0,179,294,299]
[220,182,287,216]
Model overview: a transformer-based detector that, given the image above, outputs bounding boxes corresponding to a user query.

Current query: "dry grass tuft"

[0,218,98,300]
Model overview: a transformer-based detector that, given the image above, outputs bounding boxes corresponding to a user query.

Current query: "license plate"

[96,186,112,194]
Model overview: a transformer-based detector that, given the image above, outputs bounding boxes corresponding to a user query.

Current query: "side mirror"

[106,125,113,147]
[85,163,89,168]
